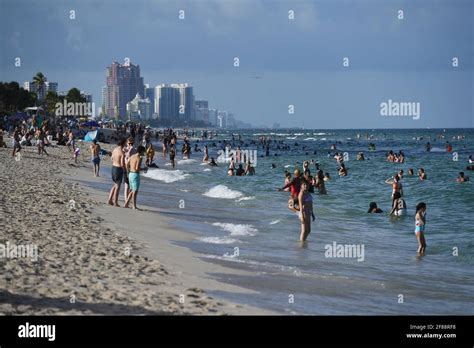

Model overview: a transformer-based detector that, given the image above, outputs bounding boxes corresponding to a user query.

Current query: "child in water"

[415,203,427,255]
[367,202,383,213]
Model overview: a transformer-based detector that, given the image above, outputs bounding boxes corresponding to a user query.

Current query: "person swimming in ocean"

[236,164,245,176]
[303,170,315,193]
[209,157,218,166]
[418,168,427,180]
[298,181,315,242]
[367,202,383,213]
[278,168,303,212]
[408,168,414,176]
[415,202,427,255]
[324,172,331,181]
[456,171,469,183]
[338,163,347,176]
[389,192,407,217]
[314,170,327,194]
[245,161,255,175]
[446,141,452,153]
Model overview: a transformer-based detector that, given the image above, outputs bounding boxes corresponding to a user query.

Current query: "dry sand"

[0,140,272,315]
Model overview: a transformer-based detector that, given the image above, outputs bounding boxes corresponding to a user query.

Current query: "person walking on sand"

[124,145,148,210]
[90,139,101,177]
[37,128,49,156]
[72,144,80,163]
[12,128,21,158]
[298,181,315,242]
[66,130,75,153]
[415,202,427,255]
[107,139,126,207]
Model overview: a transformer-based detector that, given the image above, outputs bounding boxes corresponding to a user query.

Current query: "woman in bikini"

[298,181,315,242]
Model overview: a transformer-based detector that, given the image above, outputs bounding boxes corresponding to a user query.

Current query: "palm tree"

[33,72,47,102]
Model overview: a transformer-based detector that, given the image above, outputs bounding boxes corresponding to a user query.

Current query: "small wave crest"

[143,169,189,183]
[212,222,257,236]
[203,185,244,199]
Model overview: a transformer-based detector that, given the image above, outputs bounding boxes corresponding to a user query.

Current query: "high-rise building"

[217,110,228,128]
[101,86,107,115]
[175,83,194,120]
[208,108,218,126]
[155,84,180,119]
[126,93,152,121]
[24,80,58,100]
[154,83,195,121]
[44,82,58,93]
[226,113,235,128]
[144,85,155,114]
[81,92,93,103]
[105,60,144,119]
[195,100,209,124]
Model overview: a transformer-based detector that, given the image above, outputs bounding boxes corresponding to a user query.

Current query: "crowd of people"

[2,117,470,255]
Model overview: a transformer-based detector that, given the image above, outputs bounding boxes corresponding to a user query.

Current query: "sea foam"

[203,185,244,199]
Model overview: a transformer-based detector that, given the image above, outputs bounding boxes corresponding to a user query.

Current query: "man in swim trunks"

[107,138,126,207]
[278,169,303,212]
[123,138,137,202]
[124,145,147,210]
[90,139,101,177]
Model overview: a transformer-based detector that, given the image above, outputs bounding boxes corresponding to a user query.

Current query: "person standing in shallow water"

[124,146,147,210]
[169,144,176,169]
[107,139,126,207]
[298,181,315,242]
[415,202,427,255]
[90,139,101,177]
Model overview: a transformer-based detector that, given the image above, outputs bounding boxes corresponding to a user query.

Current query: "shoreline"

[0,142,274,315]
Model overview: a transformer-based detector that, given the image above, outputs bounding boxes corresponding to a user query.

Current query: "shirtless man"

[107,139,126,207]
[123,138,137,202]
[90,139,101,177]
[124,146,147,210]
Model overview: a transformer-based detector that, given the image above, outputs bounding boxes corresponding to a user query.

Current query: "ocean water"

[117,129,474,314]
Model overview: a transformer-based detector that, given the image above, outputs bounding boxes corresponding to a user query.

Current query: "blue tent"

[84,130,98,142]
[82,121,100,127]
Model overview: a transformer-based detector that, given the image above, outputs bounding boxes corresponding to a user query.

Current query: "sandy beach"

[0,141,272,315]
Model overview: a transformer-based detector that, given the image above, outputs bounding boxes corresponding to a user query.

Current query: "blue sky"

[1,0,472,128]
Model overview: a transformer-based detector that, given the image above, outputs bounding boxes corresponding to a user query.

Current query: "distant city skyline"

[1,0,472,128]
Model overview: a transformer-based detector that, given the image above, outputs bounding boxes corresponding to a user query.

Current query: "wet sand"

[0,141,272,315]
